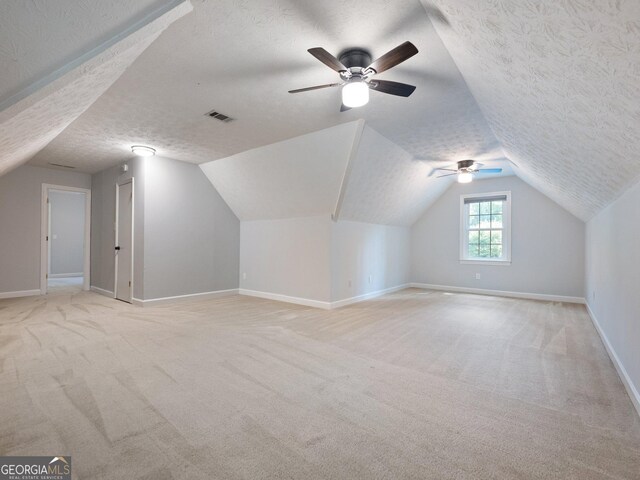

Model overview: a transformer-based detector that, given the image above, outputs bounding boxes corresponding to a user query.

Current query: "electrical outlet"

[592,291,595,300]
[242,272,247,280]
[368,275,372,284]
[348,280,352,287]
[475,273,481,280]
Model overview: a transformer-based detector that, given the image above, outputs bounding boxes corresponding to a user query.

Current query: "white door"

[115,181,133,303]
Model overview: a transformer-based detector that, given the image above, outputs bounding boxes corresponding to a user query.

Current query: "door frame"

[40,184,91,294]
[114,178,135,301]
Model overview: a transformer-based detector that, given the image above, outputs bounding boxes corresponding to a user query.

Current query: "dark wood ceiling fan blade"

[366,41,418,74]
[307,47,347,72]
[369,80,416,97]
[288,83,340,94]
[340,103,351,112]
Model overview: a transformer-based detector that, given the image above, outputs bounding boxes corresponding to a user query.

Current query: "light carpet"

[0,288,638,479]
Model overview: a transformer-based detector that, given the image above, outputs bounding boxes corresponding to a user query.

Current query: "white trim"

[114,178,134,303]
[239,289,332,310]
[460,190,511,263]
[331,284,409,309]
[239,285,410,310]
[90,286,115,298]
[409,283,585,304]
[0,289,41,299]
[49,272,84,278]
[41,184,91,295]
[131,289,238,307]
[0,0,191,112]
[585,303,640,418]
[459,260,511,266]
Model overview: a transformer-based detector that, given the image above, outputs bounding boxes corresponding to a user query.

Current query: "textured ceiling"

[425,0,640,220]
[339,125,453,226]
[9,0,636,222]
[200,122,360,220]
[0,0,184,109]
[0,0,192,177]
[29,0,499,174]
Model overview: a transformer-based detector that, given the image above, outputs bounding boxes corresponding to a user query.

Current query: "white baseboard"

[239,289,331,310]
[0,289,41,299]
[49,272,83,278]
[331,284,410,309]
[586,303,640,418]
[132,288,238,307]
[90,286,114,298]
[239,285,410,310]
[409,283,585,304]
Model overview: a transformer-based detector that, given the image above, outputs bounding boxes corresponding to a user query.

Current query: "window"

[460,191,511,265]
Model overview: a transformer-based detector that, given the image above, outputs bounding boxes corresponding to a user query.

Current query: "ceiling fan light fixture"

[342,78,369,108]
[458,172,473,183]
[131,145,156,157]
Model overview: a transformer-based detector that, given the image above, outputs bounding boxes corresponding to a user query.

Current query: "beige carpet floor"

[0,288,638,479]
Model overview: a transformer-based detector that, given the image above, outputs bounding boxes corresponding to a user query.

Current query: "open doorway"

[40,184,91,294]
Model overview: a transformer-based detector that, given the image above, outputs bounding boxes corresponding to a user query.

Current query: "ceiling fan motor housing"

[339,48,372,70]
[458,159,475,171]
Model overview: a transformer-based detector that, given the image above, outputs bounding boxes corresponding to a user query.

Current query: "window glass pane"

[480,202,491,215]
[469,215,479,229]
[480,215,491,228]
[491,214,503,228]
[468,243,479,258]
[469,203,480,215]
[479,244,490,258]
[479,231,490,245]
[490,230,502,245]
[468,231,479,244]
[490,244,503,258]
[491,201,503,214]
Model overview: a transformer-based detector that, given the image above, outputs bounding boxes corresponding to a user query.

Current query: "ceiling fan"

[430,160,502,183]
[288,41,418,111]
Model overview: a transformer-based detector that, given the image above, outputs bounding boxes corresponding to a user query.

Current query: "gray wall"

[143,156,240,299]
[239,216,410,304]
[0,165,90,294]
[240,216,332,302]
[49,190,85,275]
[585,179,640,410]
[331,220,410,301]
[90,158,145,297]
[411,176,585,297]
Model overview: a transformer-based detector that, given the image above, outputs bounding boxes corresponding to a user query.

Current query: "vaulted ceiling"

[1,0,638,222]
[0,0,191,176]
[424,0,640,219]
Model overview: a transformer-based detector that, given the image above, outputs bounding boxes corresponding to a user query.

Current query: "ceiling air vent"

[205,109,234,123]
[48,162,76,169]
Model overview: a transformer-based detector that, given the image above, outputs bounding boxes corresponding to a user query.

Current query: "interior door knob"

[115,246,121,251]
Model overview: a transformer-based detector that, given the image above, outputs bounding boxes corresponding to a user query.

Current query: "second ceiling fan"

[289,41,419,111]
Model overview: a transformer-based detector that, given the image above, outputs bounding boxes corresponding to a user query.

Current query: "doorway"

[40,184,91,294]
[115,179,134,303]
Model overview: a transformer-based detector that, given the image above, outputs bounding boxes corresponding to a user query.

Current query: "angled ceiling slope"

[200,121,362,221]
[425,0,640,220]
[201,120,516,227]
[0,0,192,177]
[338,125,454,226]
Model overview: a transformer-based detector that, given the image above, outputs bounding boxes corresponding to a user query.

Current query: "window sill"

[460,259,511,266]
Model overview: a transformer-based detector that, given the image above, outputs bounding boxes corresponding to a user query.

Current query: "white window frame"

[460,191,511,266]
